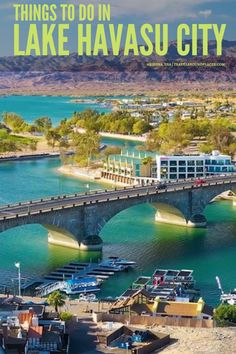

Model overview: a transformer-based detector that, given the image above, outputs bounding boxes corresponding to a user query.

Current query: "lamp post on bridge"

[14,262,21,297]
[85,183,90,193]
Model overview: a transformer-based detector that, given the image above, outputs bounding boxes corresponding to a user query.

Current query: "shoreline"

[0,131,144,164]
[58,165,129,187]
[75,128,146,143]
[100,131,146,142]
[0,151,61,163]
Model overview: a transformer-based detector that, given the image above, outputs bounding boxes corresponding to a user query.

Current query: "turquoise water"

[101,136,141,150]
[0,95,111,124]
[0,157,235,306]
[0,95,235,306]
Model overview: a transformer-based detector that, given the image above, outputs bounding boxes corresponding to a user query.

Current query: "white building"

[156,150,235,181]
[130,111,143,118]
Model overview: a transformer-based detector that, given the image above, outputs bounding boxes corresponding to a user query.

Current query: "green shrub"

[214,304,236,326]
[59,311,73,322]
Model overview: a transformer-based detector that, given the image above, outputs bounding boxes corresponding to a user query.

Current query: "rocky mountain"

[0,40,236,90]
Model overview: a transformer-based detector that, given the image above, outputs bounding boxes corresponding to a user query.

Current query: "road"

[68,317,102,354]
[0,174,236,219]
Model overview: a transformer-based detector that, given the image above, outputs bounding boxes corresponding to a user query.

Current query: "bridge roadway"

[0,174,236,220]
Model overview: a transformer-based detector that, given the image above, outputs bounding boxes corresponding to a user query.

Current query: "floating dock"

[21,260,131,296]
[128,269,197,301]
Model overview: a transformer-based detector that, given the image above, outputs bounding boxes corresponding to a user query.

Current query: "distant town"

[1,93,236,185]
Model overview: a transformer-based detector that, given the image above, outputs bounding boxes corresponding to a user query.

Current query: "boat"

[216,276,236,305]
[99,260,126,271]
[220,290,236,305]
[61,277,100,295]
[108,256,136,267]
[152,269,195,288]
[78,293,98,302]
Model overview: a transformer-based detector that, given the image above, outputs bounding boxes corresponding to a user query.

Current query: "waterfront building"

[109,290,213,320]
[130,111,143,118]
[102,150,157,185]
[102,150,235,184]
[156,150,235,181]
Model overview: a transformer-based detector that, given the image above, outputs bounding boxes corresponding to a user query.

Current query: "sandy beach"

[75,128,146,142]
[58,165,129,186]
[99,131,146,142]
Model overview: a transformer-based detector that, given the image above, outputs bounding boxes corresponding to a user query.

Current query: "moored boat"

[99,260,126,271]
[152,269,195,288]
[216,276,236,305]
[220,290,236,305]
[61,277,100,295]
[107,256,136,267]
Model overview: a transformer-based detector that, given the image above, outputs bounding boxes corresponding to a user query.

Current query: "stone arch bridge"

[0,176,235,250]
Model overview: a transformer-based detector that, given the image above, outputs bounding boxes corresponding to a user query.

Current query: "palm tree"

[142,156,153,166]
[28,140,38,153]
[47,291,66,313]
[142,156,154,177]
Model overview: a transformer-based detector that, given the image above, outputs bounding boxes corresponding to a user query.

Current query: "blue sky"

[0,0,235,56]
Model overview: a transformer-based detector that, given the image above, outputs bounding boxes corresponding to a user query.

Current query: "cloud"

[69,0,225,21]
[0,0,229,22]
[0,3,13,10]
[199,9,212,18]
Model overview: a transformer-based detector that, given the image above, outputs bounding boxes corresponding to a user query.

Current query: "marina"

[21,258,136,297]
[125,269,199,302]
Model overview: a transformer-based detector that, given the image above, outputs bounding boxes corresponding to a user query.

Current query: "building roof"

[156,301,199,317]
[28,326,43,339]
[18,312,33,326]
[157,151,232,161]
[108,150,156,164]
[110,289,151,311]
[110,297,135,311]
[19,304,45,317]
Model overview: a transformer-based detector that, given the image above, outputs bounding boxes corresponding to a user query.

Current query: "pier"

[22,260,131,297]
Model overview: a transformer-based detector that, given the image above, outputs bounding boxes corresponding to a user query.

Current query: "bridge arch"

[0,180,235,251]
[0,219,82,250]
[153,202,191,227]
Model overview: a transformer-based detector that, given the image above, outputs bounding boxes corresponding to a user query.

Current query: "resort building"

[102,150,157,185]
[102,150,235,184]
[156,150,235,181]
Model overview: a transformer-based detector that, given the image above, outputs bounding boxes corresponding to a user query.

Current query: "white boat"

[99,260,126,271]
[62,277,100,295]
[216,276,236,305]
[221,290,236,305]
[78,293,98,302]
[108,256,136,267]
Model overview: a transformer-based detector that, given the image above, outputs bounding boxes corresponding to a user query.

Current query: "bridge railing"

[0,185,140,210]
[0,175,236,220]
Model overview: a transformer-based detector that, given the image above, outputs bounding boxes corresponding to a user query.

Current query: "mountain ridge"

[0,40,236,89]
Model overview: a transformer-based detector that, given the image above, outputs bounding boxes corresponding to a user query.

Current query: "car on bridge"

[195,178,206,186]
[156,183,167,190]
